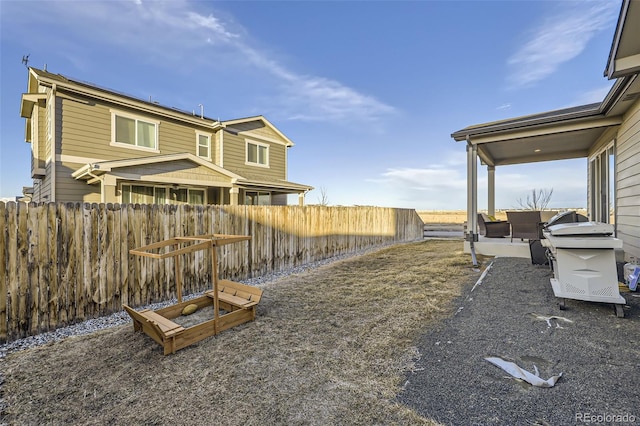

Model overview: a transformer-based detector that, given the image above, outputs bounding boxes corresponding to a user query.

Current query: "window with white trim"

[112,112,158,150]
[196,132,211,160]
[589,142,615,224]
[246,141,269,167]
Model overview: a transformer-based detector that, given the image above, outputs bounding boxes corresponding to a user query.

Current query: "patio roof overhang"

[605,0,640,79]
[451,104,622,167]
[237,178,314,194]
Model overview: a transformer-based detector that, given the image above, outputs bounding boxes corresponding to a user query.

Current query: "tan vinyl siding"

[57,92,217,161]
[56,161,101,202]
[615,97,640,259]
[37,104,47,166]
[115,161,232,185]
[158,120,199,155]
[222,131,287,180]
[36,162,53,202]
[214,131,222,165]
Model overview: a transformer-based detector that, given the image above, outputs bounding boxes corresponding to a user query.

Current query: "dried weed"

[1,240,477,425]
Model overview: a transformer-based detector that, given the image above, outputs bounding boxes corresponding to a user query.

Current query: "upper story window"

[246,140,269,167]
[111,111,159,151]
[196,131,211,160]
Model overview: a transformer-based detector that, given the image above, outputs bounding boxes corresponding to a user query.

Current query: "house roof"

[451,0,640,168]
[222,116,295,147]
[72,153,244,181]
[605,0,640,79]
[450,103,622,166]
[71,153,313,193]
[24,67,223,131]
[238,177,314,192]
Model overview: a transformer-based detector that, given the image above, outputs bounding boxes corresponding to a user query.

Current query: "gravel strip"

[0,243,402,359]
[398,256,640,425]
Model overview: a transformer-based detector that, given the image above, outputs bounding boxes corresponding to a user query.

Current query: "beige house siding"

[58,93,110,159]
[57,92,218,162]
[37,104,47,167]
[222,130,287,180]
[56,161,101,202]
[615,98,640,260]
[114,161,232,185]
[35,162,53,202]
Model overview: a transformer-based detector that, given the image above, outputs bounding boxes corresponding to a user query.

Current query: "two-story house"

[19,67,313,206]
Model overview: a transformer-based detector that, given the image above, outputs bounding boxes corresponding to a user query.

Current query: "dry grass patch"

[2,240,477,425]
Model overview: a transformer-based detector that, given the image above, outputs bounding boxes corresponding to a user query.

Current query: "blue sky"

[0,0,620,209]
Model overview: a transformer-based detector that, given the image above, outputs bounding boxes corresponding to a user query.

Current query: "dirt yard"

[1,240,479,425]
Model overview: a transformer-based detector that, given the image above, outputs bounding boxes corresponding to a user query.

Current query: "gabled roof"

[451,103,602,139]
[25,67,223,131]
[72,153,244,181]
[222,115,295,147]
[605,0,640,79]
[70,153,313,193]
[450,102,623,166]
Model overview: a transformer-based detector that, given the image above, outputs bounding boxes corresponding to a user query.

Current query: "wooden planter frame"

[123,234,261,355]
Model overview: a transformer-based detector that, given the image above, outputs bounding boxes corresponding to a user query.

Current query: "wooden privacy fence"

[0,202,423,342]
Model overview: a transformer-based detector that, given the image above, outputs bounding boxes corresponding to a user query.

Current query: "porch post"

[230,187,239,205]
[298,192,305,206]
[466,142,478,241]
[487,165,495,217]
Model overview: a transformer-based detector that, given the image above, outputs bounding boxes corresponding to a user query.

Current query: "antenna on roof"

[21,54,29,68]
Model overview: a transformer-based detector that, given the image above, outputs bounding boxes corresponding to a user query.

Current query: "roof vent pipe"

[198,104,203,119]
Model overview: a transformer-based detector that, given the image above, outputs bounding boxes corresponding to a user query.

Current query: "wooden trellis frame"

[123,234,261,355]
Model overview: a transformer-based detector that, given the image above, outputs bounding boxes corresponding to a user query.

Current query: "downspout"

[219,127,224,167]
[50,84,57,202]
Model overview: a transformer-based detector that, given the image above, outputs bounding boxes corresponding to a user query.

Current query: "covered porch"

[451,98,628,260]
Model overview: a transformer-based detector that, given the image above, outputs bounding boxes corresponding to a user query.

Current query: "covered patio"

[451,73,640,261]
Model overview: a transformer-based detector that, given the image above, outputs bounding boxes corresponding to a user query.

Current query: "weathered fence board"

[0,203,6,340]
[0,202,423,342]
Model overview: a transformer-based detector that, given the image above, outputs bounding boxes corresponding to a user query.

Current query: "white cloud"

[365,166,468,209]
[507,1,617,88]
[568,84,615,107]
[9,0,394,124]
[367,159,588,210]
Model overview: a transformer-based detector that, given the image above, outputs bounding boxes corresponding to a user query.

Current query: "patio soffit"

[451,108,622,167]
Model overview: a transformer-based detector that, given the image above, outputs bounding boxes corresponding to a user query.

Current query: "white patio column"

[466,142,478,241]
[487,165,495,217]
[298,192,305,206]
